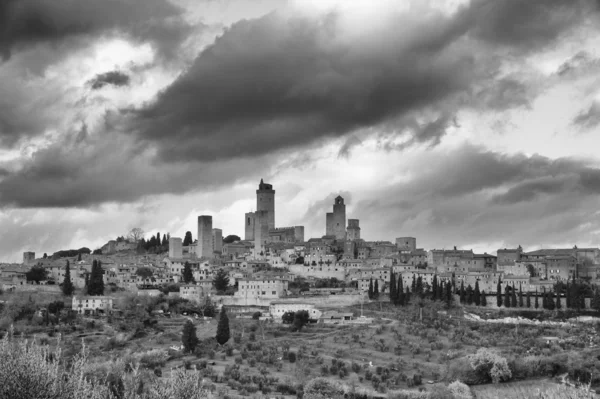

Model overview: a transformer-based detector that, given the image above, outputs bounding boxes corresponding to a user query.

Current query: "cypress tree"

[459,280,465,304]
[411,275,416,293]
[445,282,453,309]
[481,290,487,306]
[466,285,473,305]
[437,280,444,302]
[511,283,517,307]
[216,306,230,346]
[547,291,555,311]
[183,231,193,246]
[556,290,561,310]
[496,277,502,307]
[592,288,600,312]
[474,281,481,306]
[182,261,194,283]
[62,260,75,296]
[374,280,379,299]
[566,282,571,308]
[504,285,511,308]
[416,276,423,296]
[535,289,539,309]
[77,253,82,262]
[518,285,524,308]
[432,275,438,301]
[526,291,531,308]
[368,278,374,300]
[397,275,404,306]
[542,289,548,310]
[182,320,199,353]
[88,259,104,295]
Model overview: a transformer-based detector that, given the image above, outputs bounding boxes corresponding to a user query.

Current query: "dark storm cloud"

[572,102,600,130]
[465,0,596,51]
[0,127,269,208]
[88,71,131,90]
[351,144,600,250]
[127,0,598,164]
[0,0,192,62]
[337,136,362,159]
[129,7,476,162]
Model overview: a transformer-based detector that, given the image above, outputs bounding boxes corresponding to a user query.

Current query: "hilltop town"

[3,179,598,316]
[2,180,600,399]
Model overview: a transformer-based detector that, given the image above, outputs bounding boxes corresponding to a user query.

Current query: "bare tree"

[128,227,145,243]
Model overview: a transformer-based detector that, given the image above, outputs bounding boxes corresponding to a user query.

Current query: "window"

[272,291,276,295]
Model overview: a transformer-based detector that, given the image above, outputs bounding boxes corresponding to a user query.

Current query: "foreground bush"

[303,377,345,399]
[468,348,512,384]
[0,328,212,399]
[448,380,472,399]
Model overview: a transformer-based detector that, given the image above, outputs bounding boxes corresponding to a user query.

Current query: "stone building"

[268,226,304,243]
[396,237,416,252]
[235,277,289,299]
[72,296,114,315]
[180,281,213,303]
[497,246,524,266]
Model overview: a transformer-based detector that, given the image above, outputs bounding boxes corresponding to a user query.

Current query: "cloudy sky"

[1,0,600,262]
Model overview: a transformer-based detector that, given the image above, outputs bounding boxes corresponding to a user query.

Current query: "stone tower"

[197,215,213,259]
[212,228,223,254]
[244,212,255,241]
[347,219,360,241]
[325,212,334,236]
[169,237,183,258]
[22,252,35,264]
[253,210,269,258]
[256,179,275,230]
[333,196,346,241]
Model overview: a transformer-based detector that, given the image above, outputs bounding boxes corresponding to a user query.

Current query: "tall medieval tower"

[333,196,346,241]
[197,215,213,259]
[256,179,275,230]
[326,196,347,240]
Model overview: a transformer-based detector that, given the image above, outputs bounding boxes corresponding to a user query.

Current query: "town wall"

[288,264,345,280]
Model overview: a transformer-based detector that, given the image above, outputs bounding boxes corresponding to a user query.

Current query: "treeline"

[370,272,456,308]
[493,277,599,311]
[137,232,170,254]
[50,247,91,259]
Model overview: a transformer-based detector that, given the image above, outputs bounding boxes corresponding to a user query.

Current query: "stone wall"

[217,293,365,307]
[288,264,345,280]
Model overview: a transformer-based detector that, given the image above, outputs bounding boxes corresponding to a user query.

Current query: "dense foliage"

[215,306,230,346]
[87,260,105,296]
